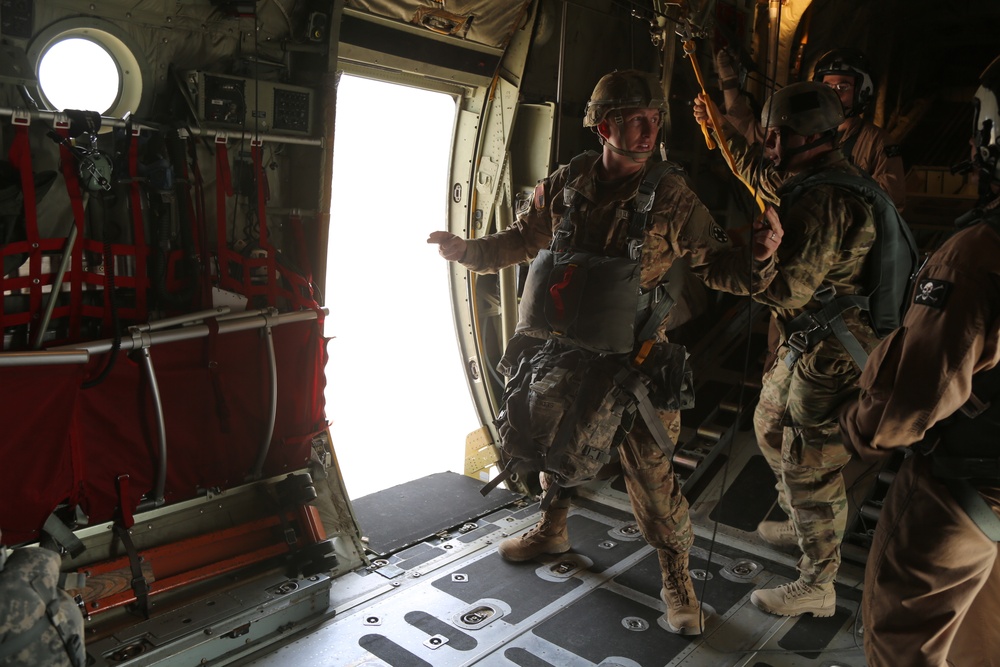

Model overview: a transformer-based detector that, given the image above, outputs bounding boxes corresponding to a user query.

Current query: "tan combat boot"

[497,507,571,562]
[750,578,836,617]
[657,550,705,636]
[756,519,799,548]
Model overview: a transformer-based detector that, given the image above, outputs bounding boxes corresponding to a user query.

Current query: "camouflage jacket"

[750,151,881,356]
[460,152,773,312]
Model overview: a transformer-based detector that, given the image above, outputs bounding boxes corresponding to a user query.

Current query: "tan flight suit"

[723,124,880,585]
[841,215,1000,667]
[461,151,772,555]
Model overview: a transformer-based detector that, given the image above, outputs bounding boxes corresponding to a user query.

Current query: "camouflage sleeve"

[643,174,773,295]
[754,185,871,309]
[718,124,783,206]
[460,178,557,274]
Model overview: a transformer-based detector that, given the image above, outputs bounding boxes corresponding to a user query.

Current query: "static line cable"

[678,22,765,213]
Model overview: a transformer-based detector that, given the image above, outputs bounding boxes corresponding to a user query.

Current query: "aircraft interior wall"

[1,0,1000,665]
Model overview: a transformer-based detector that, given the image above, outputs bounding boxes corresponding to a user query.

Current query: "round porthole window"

[28,18,150,119]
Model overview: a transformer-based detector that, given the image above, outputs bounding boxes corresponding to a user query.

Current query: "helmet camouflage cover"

[760,81,845,136]
[584,69,666,127]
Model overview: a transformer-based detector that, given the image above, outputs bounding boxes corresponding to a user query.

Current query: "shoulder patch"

[885,144,902,158]
[710,224,729,244]
[913,277,951,309]
[533,181,546,210]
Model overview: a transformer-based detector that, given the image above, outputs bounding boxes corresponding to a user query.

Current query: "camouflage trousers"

[545,407,692,556]
[753,347,858,584]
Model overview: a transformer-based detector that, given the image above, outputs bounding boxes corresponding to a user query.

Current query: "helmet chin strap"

[602,138,654,161]
[596,115,655,163]
[772,129,836,172]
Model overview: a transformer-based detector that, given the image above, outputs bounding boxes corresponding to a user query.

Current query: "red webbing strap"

[56,122,86,339]
[214,136,240,292]
[115,474,135,529]
[128,125,148,318]
[185,135,213,306]
[113,473,151,618]
[6,121,43,323]
[285,212,323,314]
[288,212,313,280]
[204,316,232,433]
[69,409,86,507]
[251,141,278,307]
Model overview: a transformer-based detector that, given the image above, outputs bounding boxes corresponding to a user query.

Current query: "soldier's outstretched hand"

[751,206,783,261]
[427,231,468,262]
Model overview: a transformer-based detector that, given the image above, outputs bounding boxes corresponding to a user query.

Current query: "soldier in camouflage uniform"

[0,536,86,666]
[712,47,905,210]
[696,81,881,617]
[711,47,907,375]
[429,69,782,635]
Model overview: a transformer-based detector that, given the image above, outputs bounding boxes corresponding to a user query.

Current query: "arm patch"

[533,181,546,210]
[913,277,951,309]
[885,144,902,158]
[710,224,729,244]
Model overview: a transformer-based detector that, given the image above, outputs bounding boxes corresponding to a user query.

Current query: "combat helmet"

[973,55,1000,203]
[583,69,665,161]
[583,69,666,128]
[760,81,845,136]
[812,47,875,117]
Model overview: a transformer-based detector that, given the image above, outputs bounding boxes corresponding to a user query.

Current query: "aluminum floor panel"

[239,471,867,667]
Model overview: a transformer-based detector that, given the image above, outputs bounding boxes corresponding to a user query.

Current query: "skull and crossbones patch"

[913,278,951,309]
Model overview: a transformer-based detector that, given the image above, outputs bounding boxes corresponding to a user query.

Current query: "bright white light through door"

[325,75,478,500]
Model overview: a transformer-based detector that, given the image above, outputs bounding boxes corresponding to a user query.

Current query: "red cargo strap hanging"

[214,135,241,293]
[55,119,87,339]
[251,140,279,307]
[185,134,213,306]
[4,116,43,329]
[126,124,149,319]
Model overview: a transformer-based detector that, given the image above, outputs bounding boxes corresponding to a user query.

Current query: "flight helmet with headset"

[812,47,875,117]
[973,55,1000,206]
[583,69,666,161]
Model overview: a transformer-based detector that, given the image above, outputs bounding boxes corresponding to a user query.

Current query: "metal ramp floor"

[239,429,869,667]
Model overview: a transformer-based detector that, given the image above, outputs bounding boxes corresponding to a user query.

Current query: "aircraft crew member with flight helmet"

[695,81,882,617]
[429,69,781,636]
[712,46,906,210]
[840,55,1000,666]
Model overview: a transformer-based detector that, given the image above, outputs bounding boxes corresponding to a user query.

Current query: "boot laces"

[780,579,816,598]
[663,571,695,607]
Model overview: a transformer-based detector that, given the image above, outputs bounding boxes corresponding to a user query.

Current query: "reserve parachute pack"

[481,155,689,506]
[514,152,682,354]
[0,545,86,667]
[781,169,918,369]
